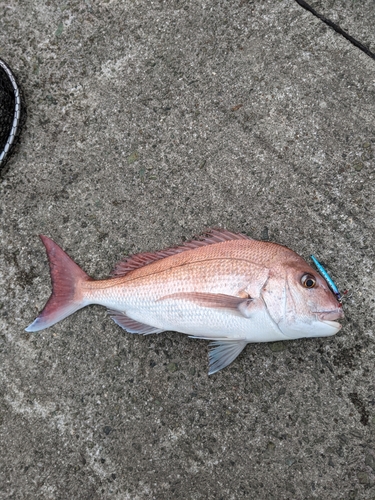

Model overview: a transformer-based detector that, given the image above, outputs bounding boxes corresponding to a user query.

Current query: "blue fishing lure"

[310,255,341,302]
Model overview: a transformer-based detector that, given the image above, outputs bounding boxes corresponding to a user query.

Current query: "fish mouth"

[316,309,345,322]
[320,319,342,332]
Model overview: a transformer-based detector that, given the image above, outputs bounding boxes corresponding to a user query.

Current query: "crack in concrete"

[294,0,375,61]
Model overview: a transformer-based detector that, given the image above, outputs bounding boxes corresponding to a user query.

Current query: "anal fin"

[208,340,248,375]
[108,310,164,335]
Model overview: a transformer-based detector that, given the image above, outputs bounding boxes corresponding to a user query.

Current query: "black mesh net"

[0,59,25,174]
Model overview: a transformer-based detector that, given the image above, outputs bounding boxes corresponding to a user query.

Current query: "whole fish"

[26,229,344,374]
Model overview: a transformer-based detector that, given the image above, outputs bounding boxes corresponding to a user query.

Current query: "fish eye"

[301,274,316,289]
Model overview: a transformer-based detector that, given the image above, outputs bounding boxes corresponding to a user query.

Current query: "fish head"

[262,252,344,340]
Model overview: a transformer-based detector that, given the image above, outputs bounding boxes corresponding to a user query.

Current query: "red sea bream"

[26,229,344,374]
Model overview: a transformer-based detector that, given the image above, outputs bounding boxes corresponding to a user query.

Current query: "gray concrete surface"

[308,0,375,50]
[1,0,375,498]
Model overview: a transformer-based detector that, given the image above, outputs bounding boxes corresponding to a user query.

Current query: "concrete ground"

[1,0,375,498]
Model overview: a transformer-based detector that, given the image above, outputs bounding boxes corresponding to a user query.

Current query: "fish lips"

[315,308,344,334]
[316,308,345,322]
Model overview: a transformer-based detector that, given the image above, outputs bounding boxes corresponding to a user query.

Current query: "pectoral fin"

[159,292,258,318]
[208,340,248,375]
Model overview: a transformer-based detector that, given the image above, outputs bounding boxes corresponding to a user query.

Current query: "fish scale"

[83,258,262,304]
[81,257,266,336]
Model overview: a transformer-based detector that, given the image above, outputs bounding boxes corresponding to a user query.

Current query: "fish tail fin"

[25,235,92,332]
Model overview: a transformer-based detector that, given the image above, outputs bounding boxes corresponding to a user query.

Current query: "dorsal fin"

[111,228,252,277]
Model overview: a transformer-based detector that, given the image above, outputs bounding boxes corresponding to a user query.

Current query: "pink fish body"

[26,229,344,374]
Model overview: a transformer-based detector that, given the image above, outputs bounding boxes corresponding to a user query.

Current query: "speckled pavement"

[1,1,375,498]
